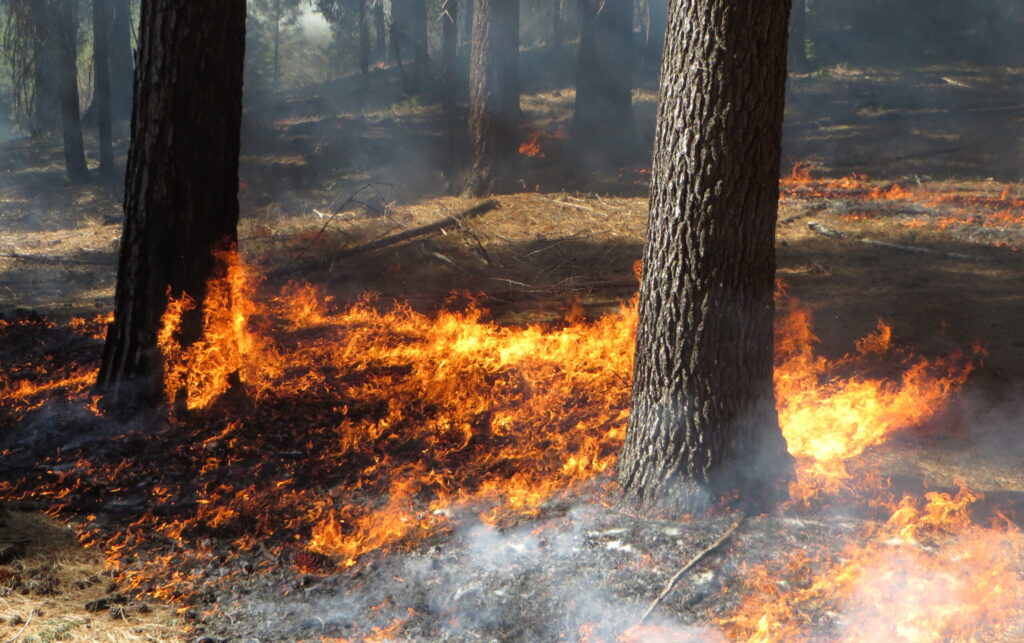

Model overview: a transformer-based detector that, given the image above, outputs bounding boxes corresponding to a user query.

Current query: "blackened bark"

[55,0,89,183]
[373,0,386,62]
[93,0,116,188]
[789,0,809,73]
[617,1,794,513]
[96,1,246,410]
[109,0,134,121]
[359,0,371,88]
[571,0,635,170]
[461,0,519,197]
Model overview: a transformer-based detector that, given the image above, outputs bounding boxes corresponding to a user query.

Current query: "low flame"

[1,229,1015,638]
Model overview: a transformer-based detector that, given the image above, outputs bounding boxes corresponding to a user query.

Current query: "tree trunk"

[441,0,459,179]
[390,0,411,92]
[789,0,809,73]
[617,0,794,513]
[109,0,134,121]
[644,0,667,67]
[461,0,519,197]
[359,0,371,88]
[93,0,116,189]
[373,0,386,62]
[552,0,563,54]
[96,0,246,411]
[411,0,429,86]
[571,0,635,170]
[30,5,61,137]
[54,0,89,182]
[272,0,282,88]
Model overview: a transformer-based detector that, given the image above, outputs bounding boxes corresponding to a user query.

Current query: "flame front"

[2,237,1018,639]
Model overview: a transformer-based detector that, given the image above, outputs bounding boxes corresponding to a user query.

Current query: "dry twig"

[5,609,35,643]
[638,518,744,624]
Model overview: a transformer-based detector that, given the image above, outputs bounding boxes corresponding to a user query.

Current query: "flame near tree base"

[2,247,1020,640]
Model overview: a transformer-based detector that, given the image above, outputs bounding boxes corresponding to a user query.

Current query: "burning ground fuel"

[1,225,1021,641]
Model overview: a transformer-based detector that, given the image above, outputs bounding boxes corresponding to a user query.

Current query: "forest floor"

[1,56,1024,641]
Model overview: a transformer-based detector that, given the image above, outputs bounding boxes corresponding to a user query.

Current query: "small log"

[335,199,500,259]
[806,221,980,261]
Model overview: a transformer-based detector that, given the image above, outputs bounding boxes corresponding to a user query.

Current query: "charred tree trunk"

[441,0,459,180]
[55,0,89,183]
[109,0,134,121]
[359,0,371,88]
[373,0,386,62]
[617,0,794,513]
[571,0,635,170]
[96,1,246,411]
[461,0,519,197]
[789,0,809,73]
[93,0,116,189]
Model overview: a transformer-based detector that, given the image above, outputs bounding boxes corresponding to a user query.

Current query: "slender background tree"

[461,0,520,196]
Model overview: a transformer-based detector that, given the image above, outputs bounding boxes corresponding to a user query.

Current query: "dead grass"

[0,510,181,642]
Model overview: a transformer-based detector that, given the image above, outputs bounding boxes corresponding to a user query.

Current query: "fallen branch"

[806,221,979,261]
[638,517,744,624]
[335,199,500,260]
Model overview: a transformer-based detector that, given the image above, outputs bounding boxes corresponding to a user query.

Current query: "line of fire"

[1,1,1023,641]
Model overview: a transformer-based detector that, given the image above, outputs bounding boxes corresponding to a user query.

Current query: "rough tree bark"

[96,1,246,410]
[571,0,635,170]
[617,0,794,513]
[461,0,520,197]
[93,0,115,188]
[54,0,89,183]
[109,0,134,121]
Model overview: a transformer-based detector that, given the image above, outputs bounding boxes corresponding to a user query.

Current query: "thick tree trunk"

[54,0,89,182]
[571,0,635,170]
[461,0,519,196]
[96,1,246,410]
[373,0,386,62]
[93,0,116,189]
[789,0,809,73]
[109,0,134,121]
[359,0,371,88]
[617,0,794,513]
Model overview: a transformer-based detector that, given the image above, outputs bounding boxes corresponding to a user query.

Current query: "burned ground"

[1,58,1024,642]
